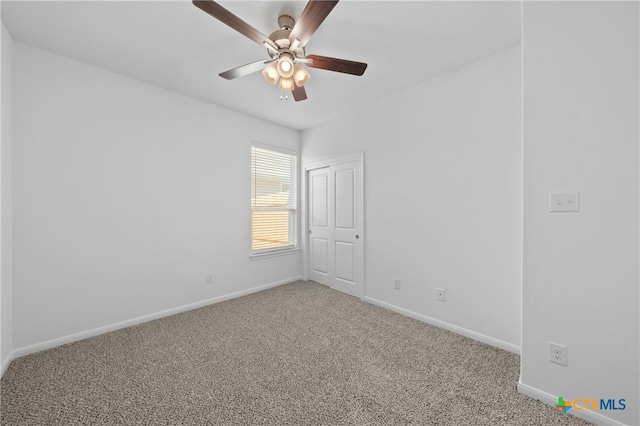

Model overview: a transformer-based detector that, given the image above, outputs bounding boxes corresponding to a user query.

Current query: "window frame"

[250,141,299,259]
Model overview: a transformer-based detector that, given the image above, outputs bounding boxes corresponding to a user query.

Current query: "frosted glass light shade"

[277,56,295,78]
[262,62,279,85]
[279,77,294,91]
[293,64,310,87]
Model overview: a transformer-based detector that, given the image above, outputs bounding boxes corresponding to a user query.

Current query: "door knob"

[355,235,360,239]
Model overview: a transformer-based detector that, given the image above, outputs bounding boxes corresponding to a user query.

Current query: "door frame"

[302,152,365,299]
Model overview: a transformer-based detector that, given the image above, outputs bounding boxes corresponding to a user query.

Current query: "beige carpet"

[1,281,590,425]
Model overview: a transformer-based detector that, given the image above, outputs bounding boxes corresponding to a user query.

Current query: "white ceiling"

[1,0,521,131]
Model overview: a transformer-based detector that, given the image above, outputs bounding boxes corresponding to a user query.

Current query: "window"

[251,143,297,254]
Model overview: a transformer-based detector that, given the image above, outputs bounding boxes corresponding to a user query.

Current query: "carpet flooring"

[1,281,591,425]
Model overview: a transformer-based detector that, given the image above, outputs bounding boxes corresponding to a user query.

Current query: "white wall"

[302,46,522,351]
[520,2,639,426]
[11,43,301,352]
[1,21,14,372]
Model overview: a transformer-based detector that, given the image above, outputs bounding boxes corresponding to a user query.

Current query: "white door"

[308,167,330,286]
[308,159,362,298]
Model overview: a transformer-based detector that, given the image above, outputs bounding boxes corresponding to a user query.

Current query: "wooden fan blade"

[306,54,368,76]
[289,1,339,49]
[219,59,273,80]
[193,1,278,50]
[292,85,308,102]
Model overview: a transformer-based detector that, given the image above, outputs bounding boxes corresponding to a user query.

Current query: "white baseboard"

[1,350,16,377]
[364,296,520,354]
[3,276,302,375]
[517,381,628,426]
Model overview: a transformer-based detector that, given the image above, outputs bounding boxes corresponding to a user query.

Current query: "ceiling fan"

[193,0,368,101]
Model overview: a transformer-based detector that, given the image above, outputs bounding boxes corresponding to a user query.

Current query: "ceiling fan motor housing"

[268,15,306,59]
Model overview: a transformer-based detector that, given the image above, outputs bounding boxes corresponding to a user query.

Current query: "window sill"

[250,247,300,261]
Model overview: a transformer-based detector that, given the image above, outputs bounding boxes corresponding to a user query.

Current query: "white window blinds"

[251,144,297,252]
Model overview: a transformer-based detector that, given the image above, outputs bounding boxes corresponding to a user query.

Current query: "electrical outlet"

[393,278,401,290]
[437,288,446,301]
[206,273,214,284]
[549,342,568,366]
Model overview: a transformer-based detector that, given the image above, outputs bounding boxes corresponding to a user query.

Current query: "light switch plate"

[549,192,579,212]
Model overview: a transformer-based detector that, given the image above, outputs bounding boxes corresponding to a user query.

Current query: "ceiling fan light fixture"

[293,64,310,87]
[277,55,294,78]
[262,61,279,84]
[192,0,368,102]
[279,77,294,91]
